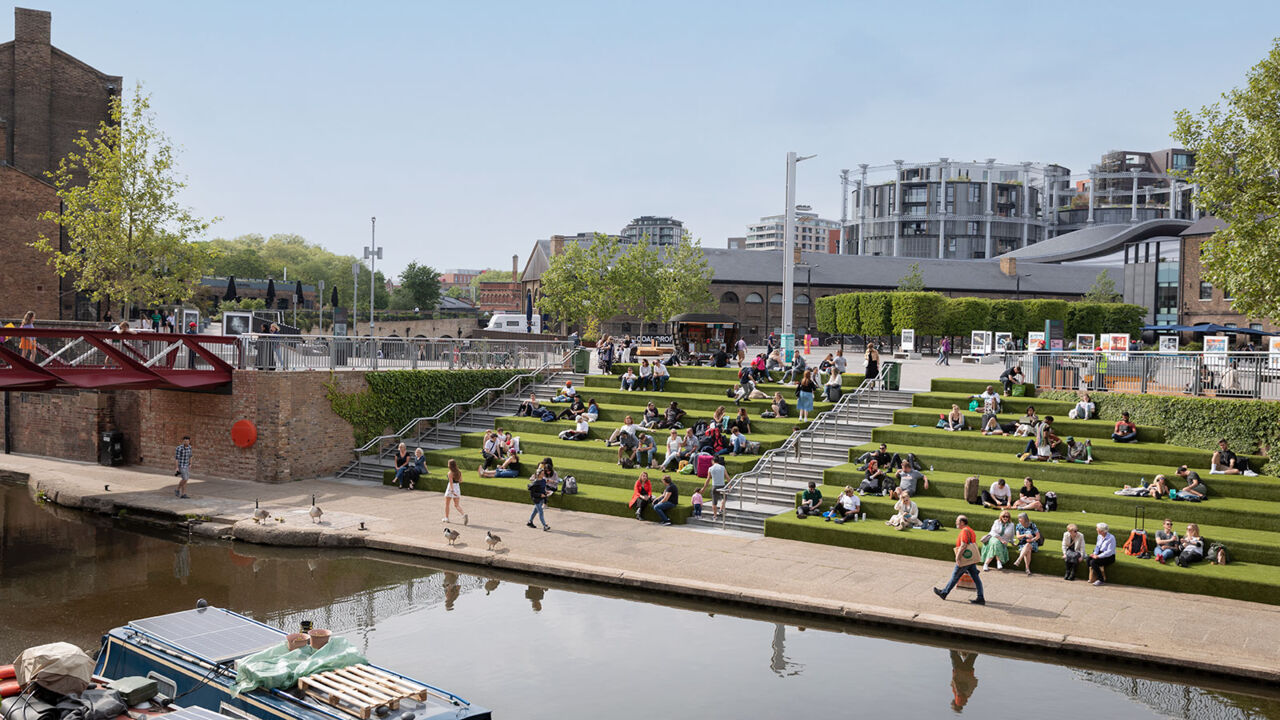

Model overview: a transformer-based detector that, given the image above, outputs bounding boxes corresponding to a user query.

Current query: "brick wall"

[0,166,61,320]
[1,371,369,483]
[1180,234,1279,334]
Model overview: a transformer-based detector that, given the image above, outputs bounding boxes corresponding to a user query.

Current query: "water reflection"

[950,650,979,713]
[525,585,545,612]
[769,624,802,677]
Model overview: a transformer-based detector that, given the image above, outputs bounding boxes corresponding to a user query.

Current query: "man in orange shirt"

[933,515,986,605]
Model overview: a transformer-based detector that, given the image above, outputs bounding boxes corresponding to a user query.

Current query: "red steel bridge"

[0,328,240,390]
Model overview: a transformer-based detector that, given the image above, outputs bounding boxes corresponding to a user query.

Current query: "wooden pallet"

[298,664,429,719]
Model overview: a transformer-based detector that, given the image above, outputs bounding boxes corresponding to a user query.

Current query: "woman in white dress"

[443,458,468,526]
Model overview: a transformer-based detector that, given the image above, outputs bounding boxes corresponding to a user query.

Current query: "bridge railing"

[0,328,240,390]
[233,334,574,372]
[1001,350,1280,400]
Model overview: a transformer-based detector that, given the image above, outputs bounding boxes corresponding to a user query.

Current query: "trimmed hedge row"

[328,369,524,445]
[1036,390,1280,476]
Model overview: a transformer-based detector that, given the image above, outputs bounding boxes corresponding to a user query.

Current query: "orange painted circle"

[231,420,257,448]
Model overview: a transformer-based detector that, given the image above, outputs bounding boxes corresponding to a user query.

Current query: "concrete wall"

[1,371,367,483]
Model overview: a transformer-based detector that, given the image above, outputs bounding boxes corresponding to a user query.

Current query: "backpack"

[968,398,980,412]
[962,476,980,505]
[540,409,557,422]
[921,519,941,531]
[760,411,777,419]
[1208,541,1231,565]
[562,476,579,495]
[746,441,761,455]
[1044,491,1058,511]
[692,420,709,437]
[620,457,636,469]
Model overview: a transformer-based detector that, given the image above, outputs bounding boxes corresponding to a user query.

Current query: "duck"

[485,531,502,551]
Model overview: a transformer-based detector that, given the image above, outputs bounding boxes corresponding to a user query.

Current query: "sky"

[25,0,1280,278]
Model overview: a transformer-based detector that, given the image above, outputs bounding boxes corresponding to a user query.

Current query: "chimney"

[999,257,1017,277]
[550,235,564,257]
[794,245,803,264]
[15,7,51,45]
[512,254,519,282]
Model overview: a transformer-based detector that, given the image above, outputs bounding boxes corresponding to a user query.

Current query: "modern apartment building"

[620,216,684,245]
[1054,148,1198,232]
[745,206,840,252]
[841,159,1072,259]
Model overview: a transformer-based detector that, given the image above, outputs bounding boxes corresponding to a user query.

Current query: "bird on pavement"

[309,494,324,524]
[485,531,502,551]
[252,499,270,524]
[443,528,460,546]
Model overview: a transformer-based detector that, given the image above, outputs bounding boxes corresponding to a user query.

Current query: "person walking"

[937,336,951,366]
[735,337,747,368]
[18,310,36,362]
[933,515,986,605]
[443,459,468,525]
[174,436,193,498]
[527,469,551,531]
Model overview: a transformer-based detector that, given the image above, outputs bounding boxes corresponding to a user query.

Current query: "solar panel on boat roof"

[161,708,231,720]
[129,608,283,663]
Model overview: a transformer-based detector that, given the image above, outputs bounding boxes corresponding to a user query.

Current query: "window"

[795,294,810,305]
[966,221,981,235]
[745,292,763,304]
[769,293,783,304]
[1251,323,1263,331]
[968,185,981,203]
[621,322,632,332]
[720,291,740,303]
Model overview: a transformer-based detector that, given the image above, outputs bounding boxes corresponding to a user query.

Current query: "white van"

[486,313,541,334]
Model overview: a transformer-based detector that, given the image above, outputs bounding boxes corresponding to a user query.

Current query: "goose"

[443,528,460,546]
[309,494,324,524]
[252,499,270,524]
[485,531,502,551]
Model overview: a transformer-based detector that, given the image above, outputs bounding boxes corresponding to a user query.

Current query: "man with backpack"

[526,471,551,531]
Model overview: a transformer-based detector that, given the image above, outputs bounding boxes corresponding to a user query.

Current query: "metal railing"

[1001,350,1280,400]
[344,348,577,479]
[0,328,239,390]
[720,362,897,529]
[234,334,574,372]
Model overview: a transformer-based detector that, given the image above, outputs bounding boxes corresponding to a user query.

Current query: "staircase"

[709,383,914,533]
[337,367,583,482]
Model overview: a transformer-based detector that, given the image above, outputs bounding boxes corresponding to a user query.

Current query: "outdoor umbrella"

[265,278,276,309]
[294,280,304,303]
[526,291,533,331]
[224,276,238,302]
[330,285,339,308]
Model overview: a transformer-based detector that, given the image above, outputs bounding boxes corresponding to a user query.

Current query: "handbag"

[956,541,982,567]
[1011,385,1027,397]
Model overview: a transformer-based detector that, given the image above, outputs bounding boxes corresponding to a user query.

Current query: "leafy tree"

[445,286,471,300]
[399,261,441,311]
[989,299,1028,337]
[33,84,214,307]
[202,233,388,313]
[943,297,991,337]
[537,234,617,336]
[654,236,715,321]
[1173,40,1280,318]
[835,293,860,335]
[890,292,946,335]
[895,262,926,292]
[1024,299,1069,335]
[1084,269,1122,303]
[471,270,513,289]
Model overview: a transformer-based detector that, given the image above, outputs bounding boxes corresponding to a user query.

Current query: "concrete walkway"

[5,454,1277,684]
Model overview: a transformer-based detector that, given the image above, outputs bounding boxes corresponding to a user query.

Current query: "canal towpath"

[3,453,1277,685]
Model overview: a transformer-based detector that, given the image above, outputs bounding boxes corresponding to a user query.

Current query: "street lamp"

[363,216,381,336]
[351,261,360,336]
[782,151,816,360]
[1016,273,1032,300]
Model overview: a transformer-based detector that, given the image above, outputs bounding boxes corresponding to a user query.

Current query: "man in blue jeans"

[933,515,986,605]
[526,472,551,531]
[652,475,679,526]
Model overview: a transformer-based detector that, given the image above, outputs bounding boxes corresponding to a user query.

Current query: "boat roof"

[128,607,283,664]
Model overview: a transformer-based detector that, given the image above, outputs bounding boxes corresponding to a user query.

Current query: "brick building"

[1178,217,1278,335]
[0,7,121,321]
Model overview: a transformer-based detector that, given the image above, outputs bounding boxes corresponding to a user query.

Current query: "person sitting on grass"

[551,380,578,402]
[1111,411,1138,443]
[651,359,669,392]
[637,359,654,391]
[825,485,861,524]
[750,353,769,383]
[1087,523,1116,586]
[980,509,1016,571]
[1068,392,1095,420]
[558,414,592,441]
[730,407,752,434]
[700,425,731,456]
[480,432,502,469]
[478,462,519,478]
[891,460,929,499]
[1143,473,1171,499]
[887,491,921,530]
[1174,466,1208,501]
[1062,524,1085,581]
[981,413,1006,436]
[711,405,730,432]
[661,429,684,471]
[823,370,843,402]
[619,367,638,391]
[658,401,686,429]
[765,349,784,381]
[816,353,835,385]
[635,432,657,468]
[1011,512,1042,576]
[641,401,661,429]
[1211,438,1254,475]
[1153,518,1180,564]
[1175,523,1204,567]
[678,427,699,463]
[728,426,750,455]
[797,481,823,518]
[1012,406,1038,436]
[1000,364,1024,395]
[981,478,1013,508]
[780,352,807,384]
[606,415,639,447]
[1064,437,1093,464]
[584,398,601,422]
[629,471,654,520]
[858,458,889,495]
[769,391,790,418]
[1011,476,1044,512]
[556,395,586,421]
[516,393,543,417]
[1018,416,1059,461]
[501,429,521,459]
[941,404,966,431]
[978,385,1002,413]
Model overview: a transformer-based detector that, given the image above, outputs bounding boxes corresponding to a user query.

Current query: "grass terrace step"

[846,442,1280,502]
[494,416,791,451]
[805,475,1280,561]
[892,408,1166,444]
[913,392,1077,417]
[582,373,856,399]
[382,467,694,524]
[456,431,764,475]
[611,363,865,388]
[868,424,1262,470]
[764,512,1280,605]
[930,378,1035,396]
[545,386,836,416]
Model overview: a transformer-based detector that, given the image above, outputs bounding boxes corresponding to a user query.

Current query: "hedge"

[836,293,860,335]
[327,369,524,445]
[988,299,1028,338]
[944,297,990,338]
[890,292,946,336]
[858,292,893,336]
[1037,390,1280,476]
[1065,303,1145,338]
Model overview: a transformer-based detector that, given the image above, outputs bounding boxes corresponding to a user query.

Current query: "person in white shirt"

[660,429,684,471]
[619,368,638,391]
[651,361,669,392]
[887,491,921,530]
[1068,392,1095,420]
[637,359,654,391]
[1087,522,1117,586]
[826,485,861,524]
[978,385,1002,413]
[559,415,591,441]
[551,381,578,403]
[981,478,1013,509]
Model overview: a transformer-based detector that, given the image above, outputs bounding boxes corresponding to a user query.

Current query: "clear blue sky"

[27,0,1280,278]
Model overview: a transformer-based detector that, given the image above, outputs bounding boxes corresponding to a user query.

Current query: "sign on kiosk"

[1205,335,1229,369]
[1269,336,1280,370]
[901,328,915,354]
[995,332,1012,353]
[1159,335,1179,354]
[971,330,992,356]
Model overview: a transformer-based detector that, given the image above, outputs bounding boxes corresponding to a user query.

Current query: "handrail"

[345,348,577,478]
[720,361,897,530]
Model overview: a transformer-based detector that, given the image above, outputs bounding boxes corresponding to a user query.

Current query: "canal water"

[1,480,1276,720]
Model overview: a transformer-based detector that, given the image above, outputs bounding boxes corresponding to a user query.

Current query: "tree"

[399,262,441,311]
[890,292,946,335]
[1173,40,1280,318]
[1084,269,1122,303]
[654,236,715,321]
[33,84,214,307]
[445,286,471,300]
[471,270,513,290]
[895,262,926,292]
[537,234,617,336]
[201,233,388,313]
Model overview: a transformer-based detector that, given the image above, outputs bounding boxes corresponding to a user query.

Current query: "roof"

[1181,216,1226,236]
[669,312,739,324]
[997,219,1193,263]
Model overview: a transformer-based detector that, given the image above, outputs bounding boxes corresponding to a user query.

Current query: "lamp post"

[363,216,381,336]
[1016,273,1032,300]
[782,151,816,361]
[351,261,359,337]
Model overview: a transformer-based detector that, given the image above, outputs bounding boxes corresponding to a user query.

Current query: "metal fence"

[1001,351,1280,401]
[233,335,575,372]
